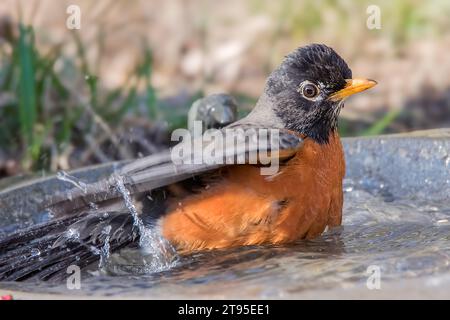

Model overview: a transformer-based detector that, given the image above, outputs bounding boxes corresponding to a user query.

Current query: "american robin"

[0,44,376,281]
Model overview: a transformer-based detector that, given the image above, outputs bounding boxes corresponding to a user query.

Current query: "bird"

[0,44,376,281]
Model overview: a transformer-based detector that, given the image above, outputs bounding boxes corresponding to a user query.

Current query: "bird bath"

[0,129,449,299]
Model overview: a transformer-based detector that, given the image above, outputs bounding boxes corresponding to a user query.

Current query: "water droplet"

[30,248,41,257]
[66,228,80,240]
[344,186,354,193]
[445,156,450,167]
[89,202,99,210]
[56,171,87,193]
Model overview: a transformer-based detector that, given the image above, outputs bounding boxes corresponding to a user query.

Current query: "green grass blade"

[17,24,37,149]
[362,109,401,136]
[139,48,157,119]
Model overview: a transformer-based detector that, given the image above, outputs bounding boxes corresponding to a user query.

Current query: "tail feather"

[0,244,73,281]
[0,211,138,281]
[0,235,57,267]
[0,214,83,253]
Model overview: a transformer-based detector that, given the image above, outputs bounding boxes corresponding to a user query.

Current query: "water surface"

[1,134,449,298]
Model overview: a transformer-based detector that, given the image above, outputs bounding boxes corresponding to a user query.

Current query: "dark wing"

[46,127,303,216]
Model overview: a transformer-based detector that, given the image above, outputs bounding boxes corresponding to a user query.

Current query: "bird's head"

[265,44,376,144]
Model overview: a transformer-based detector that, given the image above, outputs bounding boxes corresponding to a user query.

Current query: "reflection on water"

[2,177,449,298]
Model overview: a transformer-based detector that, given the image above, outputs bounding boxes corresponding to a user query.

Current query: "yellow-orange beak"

[328,78,377,101]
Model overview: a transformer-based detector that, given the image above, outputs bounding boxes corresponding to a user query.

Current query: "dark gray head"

[264,44,376,143]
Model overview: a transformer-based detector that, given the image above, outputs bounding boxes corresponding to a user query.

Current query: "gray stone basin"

[0,129,449,299]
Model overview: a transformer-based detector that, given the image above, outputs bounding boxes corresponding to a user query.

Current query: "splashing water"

[56,171,88,193]
[113,174,178,272]
[56,227,103,258]
[99,225,112,268]
[55,170,178,273]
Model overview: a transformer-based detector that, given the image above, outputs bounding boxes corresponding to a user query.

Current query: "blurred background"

[1,0,450,179]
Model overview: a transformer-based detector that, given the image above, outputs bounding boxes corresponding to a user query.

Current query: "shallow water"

[1,134,450,298]
[2,178,450,298]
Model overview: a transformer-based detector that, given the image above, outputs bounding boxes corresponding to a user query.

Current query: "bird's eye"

[298,81,320,99]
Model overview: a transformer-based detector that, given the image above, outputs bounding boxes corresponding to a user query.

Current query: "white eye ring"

[297,81,320,100]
